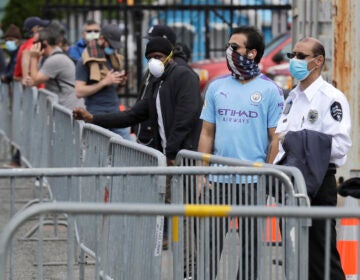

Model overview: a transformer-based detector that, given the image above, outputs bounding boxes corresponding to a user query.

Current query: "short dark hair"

[38,27,61,46]
[84,20,99,27]
[230,26,265,63]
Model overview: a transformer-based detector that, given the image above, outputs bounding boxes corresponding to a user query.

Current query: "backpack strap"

[47,51,75,92]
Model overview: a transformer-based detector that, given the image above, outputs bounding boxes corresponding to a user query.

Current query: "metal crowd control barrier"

[0,166,303,280]
[9,82,23,153]
[174,150,310,280]
[20,86,37,165]
[31,89,59,168]
[104,139,167,278]
[47,104,80,202]
[75,125,169,273]
[1,200,353,280]
[76,124,122,260]
[0,83,11,139]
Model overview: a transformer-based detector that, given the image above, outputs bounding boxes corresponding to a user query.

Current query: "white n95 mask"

[148,58,165,78]
[85,32,100,42]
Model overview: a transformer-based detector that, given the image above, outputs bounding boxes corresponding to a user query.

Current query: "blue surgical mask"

[5,40,17,52]
[104,47,115,55]
[289,58,314,81]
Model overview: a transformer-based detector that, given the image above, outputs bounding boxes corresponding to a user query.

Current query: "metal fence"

[174,149,310,280]
[1,200,359,280]
[0,82,171,279]
[0,166,308,280]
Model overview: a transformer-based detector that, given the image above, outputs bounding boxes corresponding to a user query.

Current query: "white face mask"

[148,58,165,78]
[85,32,100,42]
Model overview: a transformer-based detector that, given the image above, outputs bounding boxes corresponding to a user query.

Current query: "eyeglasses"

[226,42,247,51]
[286,52,312,60]
[85,30,100,33]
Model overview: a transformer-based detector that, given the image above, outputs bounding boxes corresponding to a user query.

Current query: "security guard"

[274,37,351,280]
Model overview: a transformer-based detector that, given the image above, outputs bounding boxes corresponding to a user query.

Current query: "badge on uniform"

[330,101,343,121]
[283,100,292,115]
[307,109,318,123]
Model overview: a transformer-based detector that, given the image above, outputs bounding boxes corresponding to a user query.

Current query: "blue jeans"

[109,127,132,141]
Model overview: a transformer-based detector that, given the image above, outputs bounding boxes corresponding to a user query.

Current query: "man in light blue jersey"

[198,25,284,279]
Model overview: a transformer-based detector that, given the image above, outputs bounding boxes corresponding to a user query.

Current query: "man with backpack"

[27,26,84,110]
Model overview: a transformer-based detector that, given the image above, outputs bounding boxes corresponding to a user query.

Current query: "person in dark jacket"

[73,36,202,165]
[135,24,194,146]
[1,24,22,84]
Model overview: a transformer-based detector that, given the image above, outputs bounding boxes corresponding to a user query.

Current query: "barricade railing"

[31,89,59,168]
[175,149,310,280]
[1,201,358,280]
[76,124,123,260]
[0,82,173,279]
[9,82,23,153]
[0,83,11,139]
[21,86,36,165]
[0,166,301,280]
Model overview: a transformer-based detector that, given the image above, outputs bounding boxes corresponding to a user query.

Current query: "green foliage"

[1,0,45,34]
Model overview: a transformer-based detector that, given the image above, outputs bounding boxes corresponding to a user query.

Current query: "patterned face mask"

[226,46,260,80]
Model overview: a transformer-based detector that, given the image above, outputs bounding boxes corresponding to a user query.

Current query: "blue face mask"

[5,40,17,52]
[289,58,314,81]
[104,47,115,55]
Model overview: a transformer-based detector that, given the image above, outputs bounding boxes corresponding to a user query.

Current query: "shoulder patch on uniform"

[330,101,343,121]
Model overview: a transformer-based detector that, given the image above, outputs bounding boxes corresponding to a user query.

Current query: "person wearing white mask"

[68,20,100,63]
[74,23,133,140]
[73,36,202,165]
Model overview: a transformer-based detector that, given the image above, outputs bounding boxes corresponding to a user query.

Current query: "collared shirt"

[274,76,352,166]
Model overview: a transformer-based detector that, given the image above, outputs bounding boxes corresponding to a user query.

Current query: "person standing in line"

[273,37,351,280]
[134,24,194,146]
[13,16,49,85]
[26,26,84,110]
[73,36,202,162]
[198,25,284,279]
[68,20,101,63]
[1,24,22,168]
[74,23,131,140]
[1,24,22,84]
[73,37,202,277]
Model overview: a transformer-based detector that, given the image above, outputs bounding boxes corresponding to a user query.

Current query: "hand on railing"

[73,107,94,123]
[23,75,34,87]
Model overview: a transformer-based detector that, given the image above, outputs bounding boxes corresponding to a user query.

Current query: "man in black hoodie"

[73,37,202,165]
[135,24,193,146]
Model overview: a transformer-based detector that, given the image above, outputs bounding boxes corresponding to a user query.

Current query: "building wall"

[333,0,360,177]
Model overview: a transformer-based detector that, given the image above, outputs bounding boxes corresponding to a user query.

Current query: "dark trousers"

[209,183,258,280]
[308,170,345,280]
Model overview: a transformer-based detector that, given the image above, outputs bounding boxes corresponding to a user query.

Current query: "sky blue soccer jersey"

[200,74,284,163]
